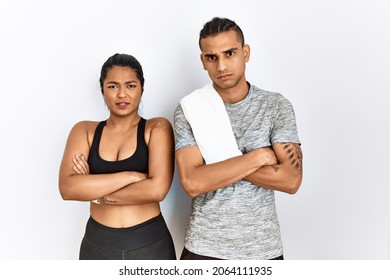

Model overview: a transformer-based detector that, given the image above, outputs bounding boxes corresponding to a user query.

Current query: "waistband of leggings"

[84,213,170,252]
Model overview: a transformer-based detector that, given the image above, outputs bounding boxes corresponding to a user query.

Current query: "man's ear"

[243,44,250,62]
[200,53,207,70]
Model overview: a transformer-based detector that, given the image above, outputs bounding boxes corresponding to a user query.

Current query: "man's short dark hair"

[199,17,245,49]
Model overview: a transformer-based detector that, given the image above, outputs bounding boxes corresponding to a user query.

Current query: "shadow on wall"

[162,169,192,258]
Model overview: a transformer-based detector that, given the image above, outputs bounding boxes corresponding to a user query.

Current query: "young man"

[174,17,303,260]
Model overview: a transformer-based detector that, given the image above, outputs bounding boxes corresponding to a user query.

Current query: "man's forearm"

[245,143,303,194]
[177,147,277,197]
[244,163,302,194]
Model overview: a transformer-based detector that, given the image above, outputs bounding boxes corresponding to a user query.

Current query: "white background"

[0,0,389,260]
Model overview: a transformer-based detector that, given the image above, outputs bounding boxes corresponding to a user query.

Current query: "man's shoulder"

[250,84,292,108]
[250,84,285,99]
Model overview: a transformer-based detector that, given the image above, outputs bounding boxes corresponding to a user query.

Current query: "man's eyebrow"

[204,47,239,58]
[204,53,216,58]
[223,47,238,54]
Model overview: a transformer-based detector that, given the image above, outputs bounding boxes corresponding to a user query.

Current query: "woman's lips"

[116,102,129,109]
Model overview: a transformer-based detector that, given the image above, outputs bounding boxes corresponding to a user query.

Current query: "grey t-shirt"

[174,84,300,259]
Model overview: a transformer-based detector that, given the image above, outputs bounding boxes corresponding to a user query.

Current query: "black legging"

[79,213,176,260]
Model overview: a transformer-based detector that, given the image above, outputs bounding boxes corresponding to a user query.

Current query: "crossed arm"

[175,142,302,198]
[244,143,303,194]
[58,118,174,205]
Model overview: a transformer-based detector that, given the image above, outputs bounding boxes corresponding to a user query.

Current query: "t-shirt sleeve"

[270,96,300,144]
[173,103,197,150]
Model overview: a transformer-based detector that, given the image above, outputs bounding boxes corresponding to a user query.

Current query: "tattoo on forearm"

[272,165,279,172]
[283,143,303,173]
[98,197,118,204]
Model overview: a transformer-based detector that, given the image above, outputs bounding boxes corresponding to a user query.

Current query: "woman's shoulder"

[69,120,102,135]
[145,117,173,130]
[143,117,173,145]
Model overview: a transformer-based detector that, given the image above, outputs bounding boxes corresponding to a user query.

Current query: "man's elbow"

[285,174,302,195]
[180,176,202,198]
[185,188,201,199]
[286,185,299,195]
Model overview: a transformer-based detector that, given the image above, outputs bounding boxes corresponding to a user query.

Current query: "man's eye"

[127,84,136,88]
[207,56,216,61]
[107,85,117,89]
[227,51,235,57]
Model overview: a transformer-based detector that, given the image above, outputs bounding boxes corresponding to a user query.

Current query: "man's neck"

[214,80,250,104]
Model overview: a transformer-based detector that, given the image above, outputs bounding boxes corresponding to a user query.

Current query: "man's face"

[200,30,250,91]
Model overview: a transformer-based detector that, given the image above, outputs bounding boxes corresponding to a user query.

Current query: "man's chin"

[214,81,236,90]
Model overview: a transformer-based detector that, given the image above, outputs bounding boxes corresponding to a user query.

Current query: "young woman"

[59,53,176,260]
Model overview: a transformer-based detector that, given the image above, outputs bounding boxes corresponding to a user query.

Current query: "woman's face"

[102,66,143,117]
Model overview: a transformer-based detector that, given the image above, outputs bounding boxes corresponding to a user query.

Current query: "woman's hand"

[72,154,90,175]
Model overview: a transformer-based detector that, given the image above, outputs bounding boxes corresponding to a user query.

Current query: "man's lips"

[218,74,232,80]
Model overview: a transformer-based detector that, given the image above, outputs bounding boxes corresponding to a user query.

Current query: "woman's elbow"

[59,184,72,200]
[150,179,173,202]
[59,179,79,201]
[153,189,169,202]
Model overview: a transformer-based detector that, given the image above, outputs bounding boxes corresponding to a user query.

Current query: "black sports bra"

[87,118,149,174]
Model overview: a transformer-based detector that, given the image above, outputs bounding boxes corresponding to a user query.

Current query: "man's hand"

[252,147,278,167]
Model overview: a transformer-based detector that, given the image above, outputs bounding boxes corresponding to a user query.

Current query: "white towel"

[180,83,242,164]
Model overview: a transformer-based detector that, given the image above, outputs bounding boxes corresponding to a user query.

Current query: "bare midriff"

[90,202,161,228]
